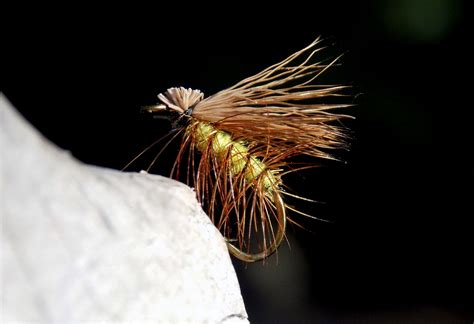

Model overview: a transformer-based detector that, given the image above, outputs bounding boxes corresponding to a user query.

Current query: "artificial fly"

[132,37,352,262]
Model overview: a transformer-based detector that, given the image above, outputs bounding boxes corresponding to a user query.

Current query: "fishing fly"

[130,37,352,262]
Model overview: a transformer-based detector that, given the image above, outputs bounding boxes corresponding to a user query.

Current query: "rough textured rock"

[0,94,248,323]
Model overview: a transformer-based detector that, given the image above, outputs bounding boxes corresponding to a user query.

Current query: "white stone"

[0,94,248,323]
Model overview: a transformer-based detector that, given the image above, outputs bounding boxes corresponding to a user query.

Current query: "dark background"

[3,1,472,322]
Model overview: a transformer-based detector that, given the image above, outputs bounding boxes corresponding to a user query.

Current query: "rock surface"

[1,94,248,323]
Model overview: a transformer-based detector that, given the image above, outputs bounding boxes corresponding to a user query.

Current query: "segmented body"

[192,121,280,192]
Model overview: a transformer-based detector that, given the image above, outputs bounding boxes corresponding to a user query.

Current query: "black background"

[3,1,472,322]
